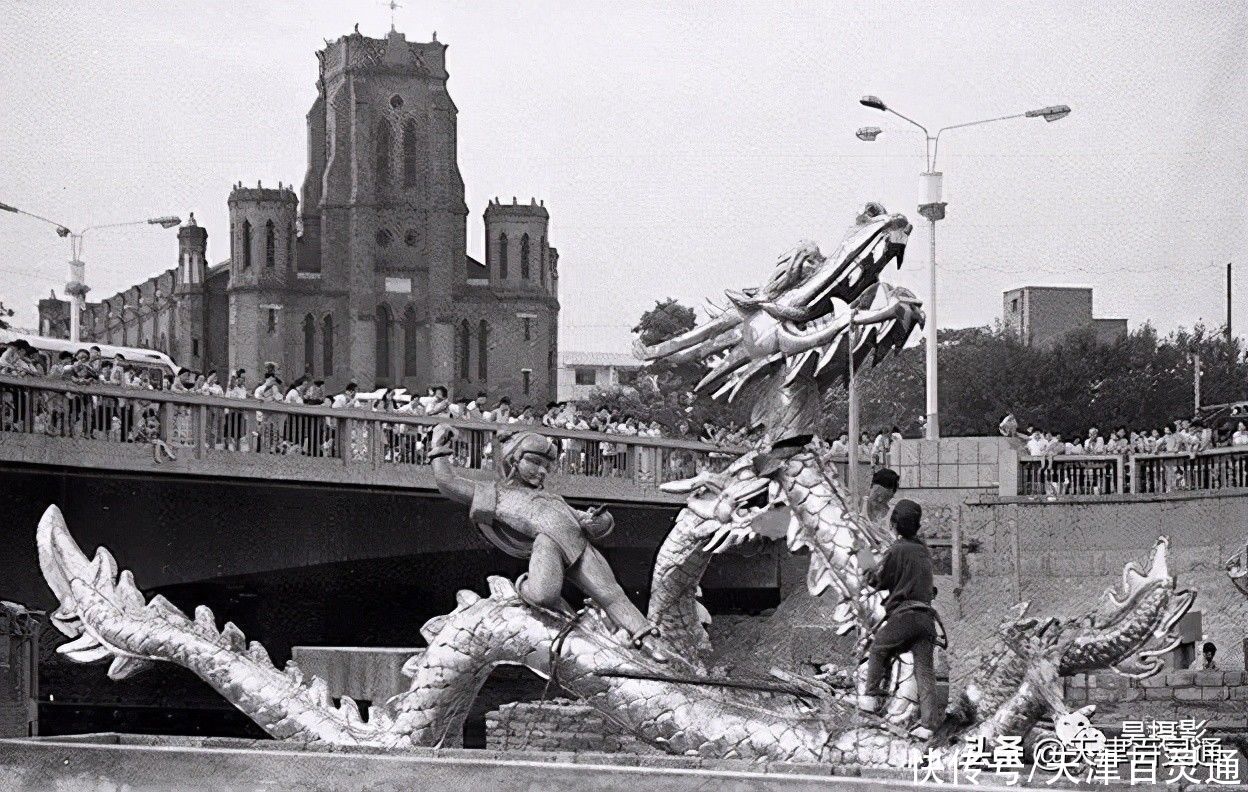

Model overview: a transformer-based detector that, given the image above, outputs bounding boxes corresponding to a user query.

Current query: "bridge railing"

[0,373,744,490]
[1018,454,1124,496]
[1018,446,1248,496]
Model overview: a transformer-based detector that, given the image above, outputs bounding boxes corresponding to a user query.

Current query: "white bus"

[0,330,182,378]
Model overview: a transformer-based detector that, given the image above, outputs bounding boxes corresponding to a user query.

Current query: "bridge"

[1,373,871,617]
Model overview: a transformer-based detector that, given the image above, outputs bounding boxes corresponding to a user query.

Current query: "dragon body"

[34,206,1195,769]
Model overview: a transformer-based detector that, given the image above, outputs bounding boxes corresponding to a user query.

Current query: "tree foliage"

[0,301,12,330]
[821,322,1248,438]
[575,299,749,431]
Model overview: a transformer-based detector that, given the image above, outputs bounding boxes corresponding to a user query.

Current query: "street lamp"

[0,203,181,342]
[855,97,1071,439]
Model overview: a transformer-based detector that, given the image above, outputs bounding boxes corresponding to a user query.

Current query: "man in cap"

[854,498,943,739]
[428,424,668,661]
[862,467,900,527]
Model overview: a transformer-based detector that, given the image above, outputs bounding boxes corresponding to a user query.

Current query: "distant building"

[1002,286,1127,350]
[558,351,644,401]
[37,27,559,402]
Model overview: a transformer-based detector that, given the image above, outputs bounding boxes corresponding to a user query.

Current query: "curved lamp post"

[0,202,180,341]
[855,97,1071,439]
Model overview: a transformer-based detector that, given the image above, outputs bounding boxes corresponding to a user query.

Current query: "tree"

[632,298,696,347]
[568,299,749,433]
[0,301,12,330]
[819,322,1248,440]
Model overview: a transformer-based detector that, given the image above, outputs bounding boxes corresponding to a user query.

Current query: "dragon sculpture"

[35,206,1195,769]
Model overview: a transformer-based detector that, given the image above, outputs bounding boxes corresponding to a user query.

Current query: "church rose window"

[390,94,403,109]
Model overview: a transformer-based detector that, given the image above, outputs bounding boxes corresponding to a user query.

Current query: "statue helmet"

[496,431,559,480]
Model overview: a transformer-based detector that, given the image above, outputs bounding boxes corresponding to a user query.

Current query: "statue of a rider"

[428,424,669,662]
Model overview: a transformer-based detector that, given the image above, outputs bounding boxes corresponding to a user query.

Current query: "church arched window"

[520,234,530,280]
[322,315,334,377]
[303,314,315,374]
[404,306,420,377]
[241,220,252,269]
[287,222,296,271]
[403,119,418,188]
[458,320,472,380]
[539,235,547,287]
[265,220,276,268]
[375,305,391,382]
[497,232,508,279]
[477,320,489,382]
[376,119,392,189]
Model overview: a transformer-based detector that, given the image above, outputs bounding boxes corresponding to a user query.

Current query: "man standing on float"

[428,424,668,662]
[854,498,943,739]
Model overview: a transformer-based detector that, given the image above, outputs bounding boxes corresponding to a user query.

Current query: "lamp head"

[856,126,882,142]
[859,95,888,112]
[56,226,71,238]
[149,216,182,229]
[1025,104,1071,123]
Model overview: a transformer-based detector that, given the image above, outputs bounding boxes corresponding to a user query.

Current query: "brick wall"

[485,700,660,755]
[1065,670,1248,728]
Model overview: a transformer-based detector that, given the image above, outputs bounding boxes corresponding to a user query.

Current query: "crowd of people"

[1000,412,1241,457]
[0,340,751,477]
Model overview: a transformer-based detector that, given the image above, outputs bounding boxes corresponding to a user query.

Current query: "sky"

[2,1,1247,353]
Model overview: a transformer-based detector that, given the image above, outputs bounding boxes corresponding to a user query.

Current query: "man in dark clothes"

[854,498,943,738]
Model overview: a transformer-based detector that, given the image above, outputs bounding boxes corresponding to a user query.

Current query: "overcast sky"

[3,1,1247,352]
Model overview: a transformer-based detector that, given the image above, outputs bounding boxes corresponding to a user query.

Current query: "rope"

[594,669,816,707]
[504,573,584,752]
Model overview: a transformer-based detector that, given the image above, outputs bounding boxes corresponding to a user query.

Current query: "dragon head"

[659,454,787,553]
[1055,536,1195,678]
[633,209,923,440]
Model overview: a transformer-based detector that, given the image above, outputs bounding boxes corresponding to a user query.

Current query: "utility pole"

[1228,261,1233,341]
[846,312,860,513]
[1193,355,1202,414]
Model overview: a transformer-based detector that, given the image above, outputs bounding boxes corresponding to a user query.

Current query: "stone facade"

[38,28,559,401]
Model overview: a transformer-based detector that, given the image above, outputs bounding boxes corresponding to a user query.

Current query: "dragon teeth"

[107,656,153,681]
[220,622,247,652]
[90,547,119,590]
[307,676,330,706]
[336,695,364,726]
[194,606,220,639]
[115,571,146,613]
[146,595,188,621]
[57,632,101,656]
[247,641,275,669]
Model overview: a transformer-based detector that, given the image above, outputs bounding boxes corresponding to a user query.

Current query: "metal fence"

[1019,447,1248,496]
[0,374,741,488]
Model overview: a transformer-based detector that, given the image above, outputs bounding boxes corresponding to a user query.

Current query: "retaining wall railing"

[1018,447,1248,496]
